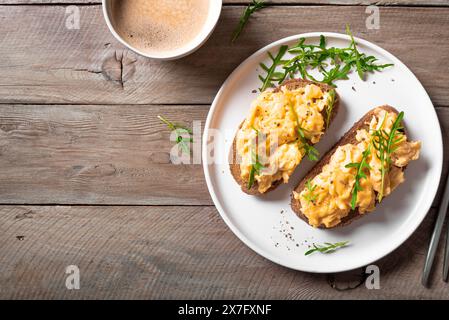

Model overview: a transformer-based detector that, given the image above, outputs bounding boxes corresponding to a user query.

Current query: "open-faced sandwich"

[230,79,339,195]
[291,106,421,228]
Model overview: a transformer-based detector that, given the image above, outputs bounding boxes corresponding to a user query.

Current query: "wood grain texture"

[0,5,448,105]
[0,104,209,205]
[3,1,448,6]
[0,205,447,299]
[0,1,448,300]
[0,105,447,206]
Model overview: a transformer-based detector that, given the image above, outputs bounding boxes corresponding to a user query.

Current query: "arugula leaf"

[346,24,364,79]
[325,89,336,129]
[248,149,265,189]
[247,128,265,189]
[158,115,193,155]
[232,0,266,43]
[287,104,320,161]
[258,26,393,88]
[303,179,318,203]
[319,34,326,49]
[305,241,349,256]
[345,146,372,210]
[259,45,289,91]
[297,127,319,161]
[371,111,405,202]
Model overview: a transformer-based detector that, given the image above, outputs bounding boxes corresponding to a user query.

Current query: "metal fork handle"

[443,206,449,282]
[422,173,449,287]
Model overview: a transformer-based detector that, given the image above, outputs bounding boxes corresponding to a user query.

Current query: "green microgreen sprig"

[158,115,193,155]
[259,45,289,91]
[303,179,318,204]
[258,26,393,90]
[371,111,405,202]
[232,0,267,43]
[247,127,265,189]
[288,105,320,161]
[305,241,349,256]
[248,149,265,189]
[345,146,372,210]
[325,89,336,129]
[297,127,319,161]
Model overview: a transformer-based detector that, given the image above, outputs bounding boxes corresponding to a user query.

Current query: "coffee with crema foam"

[112,0,210,55]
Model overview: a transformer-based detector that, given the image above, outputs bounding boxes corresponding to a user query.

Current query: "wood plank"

[0,205,446,299]
[0,104,209,205]
[0,5,448,105]
[3,1,448,6]
[0,104,447,205]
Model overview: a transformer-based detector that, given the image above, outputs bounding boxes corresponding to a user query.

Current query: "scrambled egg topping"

[294,108,421,228]
[236,84,331,193]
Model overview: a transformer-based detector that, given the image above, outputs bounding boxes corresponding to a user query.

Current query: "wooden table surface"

[0,0,448,299]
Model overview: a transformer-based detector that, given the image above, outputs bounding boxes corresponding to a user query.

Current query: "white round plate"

[202,32,442,273]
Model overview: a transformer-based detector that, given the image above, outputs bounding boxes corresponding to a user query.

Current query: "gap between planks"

[0,205,446,299]
[1,6,449,105]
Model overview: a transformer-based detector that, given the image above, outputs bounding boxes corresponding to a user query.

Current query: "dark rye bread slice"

[291,105,400,228]
[229,78,340,195]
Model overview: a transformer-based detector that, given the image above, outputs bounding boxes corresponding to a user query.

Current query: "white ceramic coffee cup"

[102,0,222,60]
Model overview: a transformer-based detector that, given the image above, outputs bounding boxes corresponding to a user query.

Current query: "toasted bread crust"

[229,79,340,195]
[291,105,400,228]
